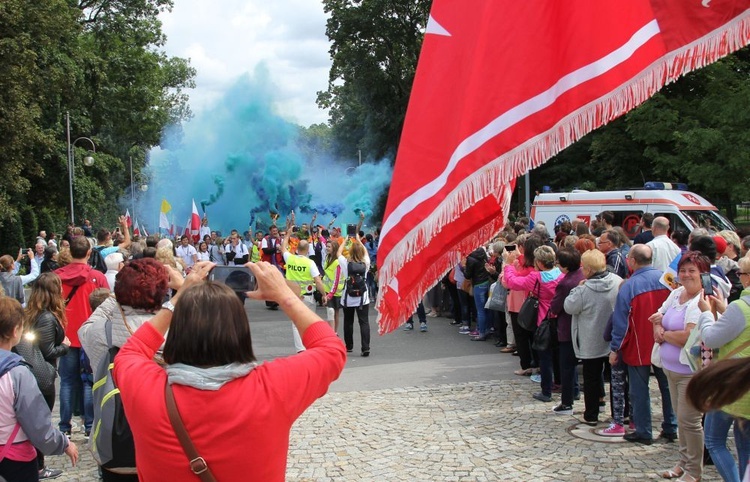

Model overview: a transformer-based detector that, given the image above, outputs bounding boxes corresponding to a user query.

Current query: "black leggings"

[36,390,56,470]
[510,312,535,369]
[0,457,39,482]
[343,304,370,353]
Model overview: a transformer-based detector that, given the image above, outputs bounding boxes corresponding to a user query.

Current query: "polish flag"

[190,199,201,243]
[133,220,140,237]
[141,223,148,237]
[376,1,750,334]
[124,210,132,228]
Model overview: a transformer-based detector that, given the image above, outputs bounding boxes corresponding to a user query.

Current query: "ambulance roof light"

[644,182,689,191]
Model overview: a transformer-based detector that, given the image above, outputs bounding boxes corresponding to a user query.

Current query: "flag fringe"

[376,11,750,334]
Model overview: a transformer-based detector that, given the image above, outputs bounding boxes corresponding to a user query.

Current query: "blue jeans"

[408,302,427,324]
[628,364,676,439]
[536,347,554,396]
[558,342,579,406]
[705,410,750,482]
[473,283,490,335]
[58,348,93,433]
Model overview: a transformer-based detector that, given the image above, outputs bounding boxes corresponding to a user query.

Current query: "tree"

[0,0,195,231]
[534,48,750,220]
[318,0,432,161]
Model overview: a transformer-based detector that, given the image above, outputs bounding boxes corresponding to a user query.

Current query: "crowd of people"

[0,213,355,481]
[0,209,749,481]
[417,213,750,482]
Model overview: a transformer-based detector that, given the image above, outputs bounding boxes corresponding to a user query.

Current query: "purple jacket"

[549,269,586,342]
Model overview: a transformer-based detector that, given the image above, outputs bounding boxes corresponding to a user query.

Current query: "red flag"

[190,199,201,243]
[124,209,132,228]
[376,1,750,335]
[133,219,140,237]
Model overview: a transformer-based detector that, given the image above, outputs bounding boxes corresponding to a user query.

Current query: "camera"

[209,266,257,293]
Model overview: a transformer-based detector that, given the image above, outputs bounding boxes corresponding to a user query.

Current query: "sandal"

[660,466,684,479]
[675,474,699,482]
[514,368,532,376]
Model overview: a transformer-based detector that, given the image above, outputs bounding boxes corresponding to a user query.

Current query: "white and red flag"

[133,219,140,237]
[376,1,750,334]
[124,210,132,228]
[190,199,201,243]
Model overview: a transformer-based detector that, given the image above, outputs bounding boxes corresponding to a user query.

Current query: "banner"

[376,1,750,334]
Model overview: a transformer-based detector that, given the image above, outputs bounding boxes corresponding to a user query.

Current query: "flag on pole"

[159,199,172,230]
[376,1,750,335]
[133,219,140,237]
[124,210,132,228]
[141,223,148,237]
[190,199,201,243]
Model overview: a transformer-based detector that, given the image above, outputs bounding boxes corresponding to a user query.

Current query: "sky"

[159,0,332,127]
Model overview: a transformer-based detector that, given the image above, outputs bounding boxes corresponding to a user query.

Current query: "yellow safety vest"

[285,254,315,296]
[250,244,260,263]
[323,258,344,297]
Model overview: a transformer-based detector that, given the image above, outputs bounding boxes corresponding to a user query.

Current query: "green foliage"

[0,216,25,256]
[37,209,58,238]
[0,0,195,230]
[318,0,432,161]
[20,208,38,247]
[534,47,750,220]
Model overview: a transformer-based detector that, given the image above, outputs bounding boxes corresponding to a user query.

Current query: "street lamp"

[66,112,96,224]
[129,156,148,223]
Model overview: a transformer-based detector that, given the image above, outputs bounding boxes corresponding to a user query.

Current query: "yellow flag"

[160,199,172,213]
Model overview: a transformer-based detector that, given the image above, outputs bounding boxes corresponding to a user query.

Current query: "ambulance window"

[612,211,643,239]
[654,213,687,236]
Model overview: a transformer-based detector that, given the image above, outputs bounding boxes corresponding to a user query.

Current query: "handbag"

[166,383,217,482]
[517,280,540,331]
[531,315,554,351]
[461,279,474,297]
[651,342,663,368]
[13,336,57,393]
[486,282,508,312]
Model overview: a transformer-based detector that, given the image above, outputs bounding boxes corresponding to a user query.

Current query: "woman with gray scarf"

[79,257,170,481]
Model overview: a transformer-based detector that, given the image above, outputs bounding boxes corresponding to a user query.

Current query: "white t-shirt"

[175,245,198,268]
[339,256,371,307]
[196,251,210,262]
[225,243,248,265]
[647,235,681,272]
[199,226,211,240]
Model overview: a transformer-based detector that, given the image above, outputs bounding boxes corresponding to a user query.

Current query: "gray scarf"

[166,362,257,390]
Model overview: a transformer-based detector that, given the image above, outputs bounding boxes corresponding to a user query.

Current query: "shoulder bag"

[517,279,540,331]
[166,383,217,482]
[531,313,555,351]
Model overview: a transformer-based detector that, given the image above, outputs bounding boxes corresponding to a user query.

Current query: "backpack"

[88,246,107,274]
[90,319,135,470]
[346,261,368,303]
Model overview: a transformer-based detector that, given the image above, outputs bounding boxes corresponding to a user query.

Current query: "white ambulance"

[530,182,735,238]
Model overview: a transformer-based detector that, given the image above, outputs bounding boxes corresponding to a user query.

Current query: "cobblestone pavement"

[48,376,729,481]
[286,378,727,482]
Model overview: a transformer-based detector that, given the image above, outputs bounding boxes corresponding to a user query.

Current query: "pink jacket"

[504,266,563,326]
[503,260,533,313]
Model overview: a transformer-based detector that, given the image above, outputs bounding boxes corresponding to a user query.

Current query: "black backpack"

[346,261,368,302]
[88,246,107,274]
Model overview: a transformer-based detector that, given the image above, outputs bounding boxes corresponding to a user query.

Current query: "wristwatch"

[161,301,175,313]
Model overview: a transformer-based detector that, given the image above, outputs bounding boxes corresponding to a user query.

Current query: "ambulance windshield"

[682,210,735,232]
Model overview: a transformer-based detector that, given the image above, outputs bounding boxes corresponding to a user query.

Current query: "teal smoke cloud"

[142,65,392,234]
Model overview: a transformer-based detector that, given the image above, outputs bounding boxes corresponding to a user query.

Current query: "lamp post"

[129,156,148,223]
[66,112,96,224]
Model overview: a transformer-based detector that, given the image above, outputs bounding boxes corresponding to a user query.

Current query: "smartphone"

[346,224,356,236]
[700,272,713,296]
[505,245,517,251]
[209,265,256,293]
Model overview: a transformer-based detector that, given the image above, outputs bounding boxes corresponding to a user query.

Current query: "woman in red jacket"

[113,261,346,481]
